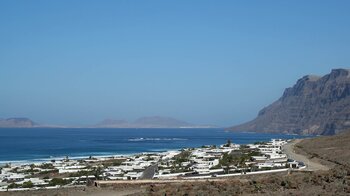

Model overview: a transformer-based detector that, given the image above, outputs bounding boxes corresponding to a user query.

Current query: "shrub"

[7,183,19,189]
[280,180,287,187]
[49,178,71,186]
[22,181,34,188]
[173,150,191,164]
[39,169,58,175]
[39,163,55,169]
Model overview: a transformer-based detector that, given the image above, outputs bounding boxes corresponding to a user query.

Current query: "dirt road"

[282,139,329,171]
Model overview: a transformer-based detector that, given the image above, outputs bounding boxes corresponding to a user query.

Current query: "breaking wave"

[128,137,188,142]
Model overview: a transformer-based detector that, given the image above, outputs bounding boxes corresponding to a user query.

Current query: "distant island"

[0,116,216,129]
[93,116,215,128]
[228,68,350,136]
[0,118,38,128]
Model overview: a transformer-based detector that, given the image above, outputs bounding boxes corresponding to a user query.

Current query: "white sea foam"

[128,137,188,142]
[0,153,136,166]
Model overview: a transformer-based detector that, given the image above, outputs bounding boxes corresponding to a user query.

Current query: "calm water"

[0,128,305,163]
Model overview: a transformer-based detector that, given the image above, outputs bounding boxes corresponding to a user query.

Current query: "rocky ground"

[138,168,350,195]
[296,131,350,167]
[283,139,329,171]
[0,186,147,196]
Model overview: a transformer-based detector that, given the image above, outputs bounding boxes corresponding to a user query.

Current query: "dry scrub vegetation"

[137,166,350,195]
[296,131,350,167]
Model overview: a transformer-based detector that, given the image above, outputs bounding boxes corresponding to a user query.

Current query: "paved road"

[139,164,157,179]
[282,139,329,171]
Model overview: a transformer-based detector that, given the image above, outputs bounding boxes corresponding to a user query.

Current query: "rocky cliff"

[228,68,350,135]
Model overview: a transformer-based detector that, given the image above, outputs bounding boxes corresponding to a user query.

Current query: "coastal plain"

[2,132,350,195]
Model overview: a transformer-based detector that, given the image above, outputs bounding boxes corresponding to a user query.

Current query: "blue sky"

[0,0,350,126]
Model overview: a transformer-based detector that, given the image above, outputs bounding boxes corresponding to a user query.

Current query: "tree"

[93,167,103,180]
[22,181,34,188]
[174,150,191,164]
[7,183,19,189]
[220,152,234,173]
[224,139,232,147]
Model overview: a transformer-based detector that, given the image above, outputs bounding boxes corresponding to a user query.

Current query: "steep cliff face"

[228,69,350,135]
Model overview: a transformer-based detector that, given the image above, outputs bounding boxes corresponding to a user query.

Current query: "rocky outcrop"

[228,68,350,135]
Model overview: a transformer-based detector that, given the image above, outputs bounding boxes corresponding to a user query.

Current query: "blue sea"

[0,128,305,163]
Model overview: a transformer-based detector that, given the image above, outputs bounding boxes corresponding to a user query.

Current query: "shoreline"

[0,150,184,166]
[0,129,308,165]
[0,133,307,166]
[1,138,308,192]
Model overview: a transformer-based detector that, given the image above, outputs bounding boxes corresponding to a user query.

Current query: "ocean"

[0,128,305,163]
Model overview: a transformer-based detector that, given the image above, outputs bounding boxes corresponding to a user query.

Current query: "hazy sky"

[1,0,350,126]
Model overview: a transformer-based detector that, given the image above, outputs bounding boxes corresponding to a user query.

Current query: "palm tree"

[227,139,232,146]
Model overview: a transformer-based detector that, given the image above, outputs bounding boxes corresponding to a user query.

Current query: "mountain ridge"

[227,68,350,135]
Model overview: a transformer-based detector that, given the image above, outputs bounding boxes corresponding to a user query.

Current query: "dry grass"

[296,131,350,167]
[135,167,350,196]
